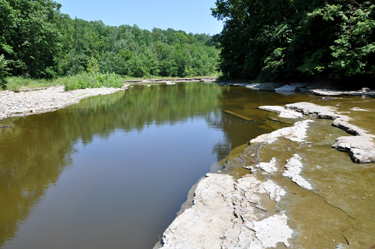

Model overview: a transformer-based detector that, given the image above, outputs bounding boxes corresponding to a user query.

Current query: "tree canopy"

[212,0,375,82]
[0,0,219,79]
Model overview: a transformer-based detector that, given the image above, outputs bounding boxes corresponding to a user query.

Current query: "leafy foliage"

[0,54,11,89]
[0,1,219,80]
[62,72,124,91]
[212,0,375,82]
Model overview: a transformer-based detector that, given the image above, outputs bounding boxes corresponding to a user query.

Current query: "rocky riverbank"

[0,85,128,120]
[157,100,375,248]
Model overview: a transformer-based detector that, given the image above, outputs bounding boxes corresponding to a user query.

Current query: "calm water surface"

[0,83,316,248]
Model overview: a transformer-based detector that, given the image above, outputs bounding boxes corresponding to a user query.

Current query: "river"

[0,83,372,248]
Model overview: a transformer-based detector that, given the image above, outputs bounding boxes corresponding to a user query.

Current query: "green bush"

[62,72,124,91]
[0,54,11,89]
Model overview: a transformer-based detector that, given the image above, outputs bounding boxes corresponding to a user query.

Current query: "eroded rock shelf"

[158,101,375,249]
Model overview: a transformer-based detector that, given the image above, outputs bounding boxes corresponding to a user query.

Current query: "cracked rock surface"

[263,102,375,163]
[160,173,292,249]
[159,100,375,249]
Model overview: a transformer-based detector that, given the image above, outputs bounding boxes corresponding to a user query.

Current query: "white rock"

[254,157,278,173]
[161,174,236,249]
[250,120,313,144]
[275,85,297,92]
[259,105,303,119]
[250,213,293,247]
[282,154,313,189]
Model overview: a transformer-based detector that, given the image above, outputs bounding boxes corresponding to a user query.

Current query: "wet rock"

[161,173,236,249]
[275,84,298,92]
[259,105,303,119]
[332,136,375,163]
[332,116,368,136]
[160,173,292,249]
[285,102,340,119]
[250,120,314,144]
[349,107,368,112]
[249,213,293,248]
[275,83,307,93]
[310,89,375,97]
[283,102,375,164]
[245,82,284,90]
[282,154,313,190]
[248,157,278,173]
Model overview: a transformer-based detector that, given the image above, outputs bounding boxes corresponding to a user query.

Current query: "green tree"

[0,54,11,89]
[86,56,100,73]
[212,0,375,83]
[0,0,63,78]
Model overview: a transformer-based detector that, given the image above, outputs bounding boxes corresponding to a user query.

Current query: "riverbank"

[157,98,375,248]
[0,85,128,120]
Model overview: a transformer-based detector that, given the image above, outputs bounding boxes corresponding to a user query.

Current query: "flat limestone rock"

[161,173,236,249]
[245,82,284,90]
[253,157,278,173]
[259,105,303,119]
[283,102,375,163]
[332,136,375,163]
[285,102,340,119]
[275,85,297,92]
[282,154,313,190]
[310,89,375,97]
[332,116,369,136]
[250,120,313,144]
[250,213,293,248]
[161,173,292,249]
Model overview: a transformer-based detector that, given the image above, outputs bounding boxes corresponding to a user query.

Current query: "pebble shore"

[0,85,127,120]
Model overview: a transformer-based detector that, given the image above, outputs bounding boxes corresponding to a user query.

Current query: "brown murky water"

[0,83,374,248]
[222,94,375,248]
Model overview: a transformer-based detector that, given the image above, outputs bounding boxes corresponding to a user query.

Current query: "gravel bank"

[0,85,128,120]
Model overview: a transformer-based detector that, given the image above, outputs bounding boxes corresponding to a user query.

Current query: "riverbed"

[0,83,374,248]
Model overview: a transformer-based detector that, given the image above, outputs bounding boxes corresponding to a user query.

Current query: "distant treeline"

[212,0,375,82]
[0,0,219,79]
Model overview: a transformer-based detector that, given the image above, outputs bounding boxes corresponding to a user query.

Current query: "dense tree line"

[212,0,375,82]
[0,0,219,79]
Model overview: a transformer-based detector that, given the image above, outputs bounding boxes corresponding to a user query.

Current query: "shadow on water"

[0,83,315,249]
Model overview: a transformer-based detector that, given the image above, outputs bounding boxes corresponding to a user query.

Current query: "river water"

[0,83,372,248]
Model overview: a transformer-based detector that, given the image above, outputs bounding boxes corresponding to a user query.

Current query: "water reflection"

[0,83,227,248]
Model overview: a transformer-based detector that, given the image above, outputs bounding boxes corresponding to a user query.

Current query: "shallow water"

[223,95,375,248]
[0,83,372,248]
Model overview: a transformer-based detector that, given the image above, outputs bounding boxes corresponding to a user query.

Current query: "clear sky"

[57,0,223,35]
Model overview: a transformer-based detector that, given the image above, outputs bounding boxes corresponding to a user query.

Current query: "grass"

[5,77,57,92]
[2,72,220,92]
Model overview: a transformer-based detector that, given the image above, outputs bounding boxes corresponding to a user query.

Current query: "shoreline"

[158,100,375,248]
[0,85,128,121]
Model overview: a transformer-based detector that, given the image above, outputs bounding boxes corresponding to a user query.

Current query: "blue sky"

[57,0,223,35]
